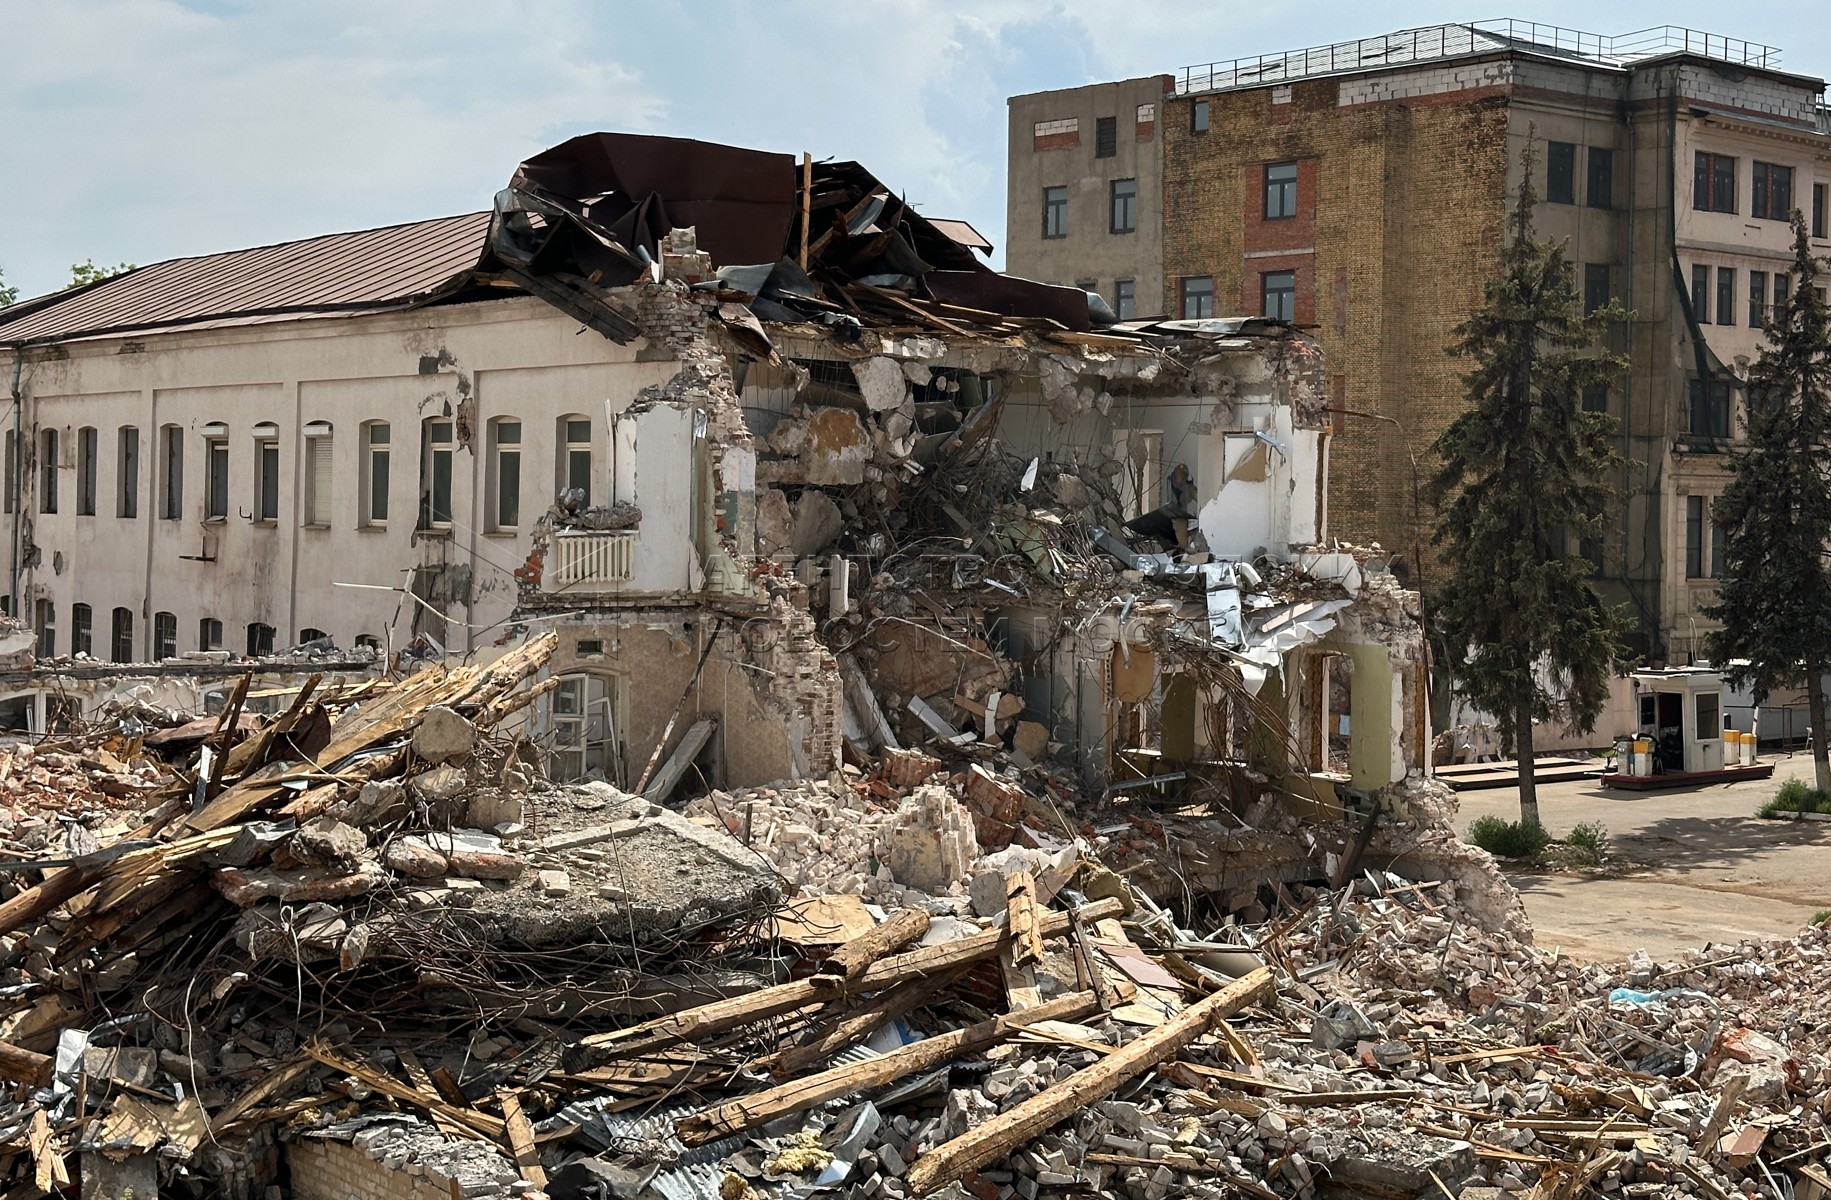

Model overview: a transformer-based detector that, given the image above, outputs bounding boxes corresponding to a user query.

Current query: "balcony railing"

[549,530,635,590]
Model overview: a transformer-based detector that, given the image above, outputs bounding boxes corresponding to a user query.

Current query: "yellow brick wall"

[287,1138,459,1200]
[1162,80,1512,586]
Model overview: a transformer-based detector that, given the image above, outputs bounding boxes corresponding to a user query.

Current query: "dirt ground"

[1452,750,1831,961]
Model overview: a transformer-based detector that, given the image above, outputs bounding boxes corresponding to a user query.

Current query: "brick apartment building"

[1009,21,1831,662]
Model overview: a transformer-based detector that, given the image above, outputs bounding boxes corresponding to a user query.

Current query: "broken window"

[153,611,176,660]
[560,416,592,505]
[1180,276,1213,319]
[1114,278,1136,320]
[71,604,91,656]
[246,622,275,657]
[546,672,622,784]
[303,423,332,527]
[362,421,390,526]
[34,599,52,657]
[355,633,380,651]
[1263,161,1297,219]
[1694,151,1737,213]
[1110,178,1136,233]
[76,426,97,516]
[1262,270,1296,322]
[489,418,521,530]
[203,424,229,520]
[1042,186,1067,239]
[419,419,453,530]
[38,428,57,514]
[1715,267,1735,327]
[300,627,328,645]
[1095,116,1117,158]
[1587,146,1613,209]
[160,424,182,520]
[111,607,133,663]
[199,617,222,651]
[1546,141,1575,205]
[118,426,139,518]
[1691,264,1710,324]
[1752,161,1793,221]
[253,424,280,522]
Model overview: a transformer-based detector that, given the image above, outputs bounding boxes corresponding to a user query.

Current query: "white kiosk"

[1603,668,1772,789]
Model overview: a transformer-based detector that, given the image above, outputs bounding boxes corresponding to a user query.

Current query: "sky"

[3,0,1829,302]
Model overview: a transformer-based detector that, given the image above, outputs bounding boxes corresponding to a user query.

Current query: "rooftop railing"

[1175,19,1783,95]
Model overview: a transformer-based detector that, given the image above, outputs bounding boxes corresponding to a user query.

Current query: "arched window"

[153,611,177,659]
[199,617,222,651]
[117,426,139,518]
[246,622,275,656]
[71,603,92,656]
[39,428,58,514]
[111,607,134,662]
[299,627,329,646]
[76,427,97,515]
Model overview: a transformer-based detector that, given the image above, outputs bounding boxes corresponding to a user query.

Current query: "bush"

[1815,910,1830,926]
[1756,778,1831,817]
[1467,814,1553,859]
[1566,821,1609,855]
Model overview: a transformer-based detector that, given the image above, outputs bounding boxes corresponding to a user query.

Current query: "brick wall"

[1162,77,1512,579]
[288,1138,465,1200]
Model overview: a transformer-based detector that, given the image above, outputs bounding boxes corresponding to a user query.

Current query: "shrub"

[1756,778,1831,817]
[1467,814,1553,859]
[1815,910,1830,926]
[1566,821,1609,855]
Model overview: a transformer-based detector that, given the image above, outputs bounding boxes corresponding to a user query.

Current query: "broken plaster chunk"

[853,356,910,412]
[536,869,572,895]
[411,763,469,803]
[294,815,368,867]
[412,705,477,764]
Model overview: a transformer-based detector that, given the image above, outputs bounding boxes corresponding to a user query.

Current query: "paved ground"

[1451,751,1831,961]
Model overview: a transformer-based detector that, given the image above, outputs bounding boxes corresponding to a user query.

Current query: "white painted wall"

[3,296,692,659]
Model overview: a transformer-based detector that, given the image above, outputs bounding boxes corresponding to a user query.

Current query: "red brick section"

[1161,76,1510,578]
[1136,119,1155,141]
[1033,131,1080,152]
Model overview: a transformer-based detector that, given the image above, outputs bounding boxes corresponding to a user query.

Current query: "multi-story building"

[1006,75,1172,319]
[1012,22,1831,661]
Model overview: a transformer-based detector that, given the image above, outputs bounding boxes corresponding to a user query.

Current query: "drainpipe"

[8,353,22,618]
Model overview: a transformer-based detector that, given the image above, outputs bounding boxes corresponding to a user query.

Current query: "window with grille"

[153,611,176,659]
[111,607,134,662]
[72,604,91,656]
[246,622,275,657]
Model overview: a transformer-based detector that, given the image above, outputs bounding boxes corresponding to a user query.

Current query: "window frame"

[1545,141,1576,205]
[252,425,280,523]
[153,611,176,660]
[418,418,454,531]
[1263,160,1298,220]
[34,598,53,658]
[303,422,333,527]
[1582,262,1611,315]
[3,430,13,516]
[1261,269,1296,322]
[246,622,275,657]
[1814,183,1828,239]
[1109,178,1137,234]
[117,426,139,518]
[203,428,229,521]
[488,417,522,532]
[1113,278,1136,320]
[199,617,222,652]
[160,424,183,520]
[1715,267,1735,327]
[38,428,57,515]
[1751,161,1794,221]
[1585,146,1614,209]
[1693,151,1737,213]
[1749,270,1768,328]
[1691,263,1711,324]
[560,417,592,506]
[362,421,390,527]
[1179,276,1214,319]
[1041,186,1068,239]
[1190,99,1209,134]
[75,426,97,516]
[71,603,92,657]
[111,607,134,663]
[1689,378,1732,439]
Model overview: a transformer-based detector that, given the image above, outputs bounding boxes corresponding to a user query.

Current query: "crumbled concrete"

[412,705,476,764]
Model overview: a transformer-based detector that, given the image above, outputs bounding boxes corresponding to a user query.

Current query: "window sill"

[357,522,388,533]
[483,528,519,538]
[250,519,277,528]
[203,515,226,525]
[301,522,330,531]
[415,526,453,539]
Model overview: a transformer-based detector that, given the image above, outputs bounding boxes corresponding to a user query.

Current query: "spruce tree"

[1704,214,1831,793]
[1429,145,1633,827]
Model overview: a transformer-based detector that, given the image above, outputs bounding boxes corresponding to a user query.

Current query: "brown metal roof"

[925,218,994,255]
[0,211,492,347]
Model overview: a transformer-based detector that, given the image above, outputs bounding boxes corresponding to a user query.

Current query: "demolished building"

[0,132,1427,812]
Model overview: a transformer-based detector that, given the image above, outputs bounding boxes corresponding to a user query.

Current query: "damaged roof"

[0,212,491,346]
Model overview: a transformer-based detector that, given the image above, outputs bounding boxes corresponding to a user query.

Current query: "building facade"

[1006,75,1172,319]
[1014,22,1831,662]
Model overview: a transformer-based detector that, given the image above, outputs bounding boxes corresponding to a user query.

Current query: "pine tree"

[1429,144,1634,827]
[1704,214,1831,793]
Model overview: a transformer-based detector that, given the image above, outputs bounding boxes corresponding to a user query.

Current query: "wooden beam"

[904,967,1275,1195]
[498,1092,548,1189]
[799,152,813,270]
[677,992,1099,1146]
[771,967,968,1078]
[571,898,1121,1067]
[1005,871,1043,966]
[814,907,929,986]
